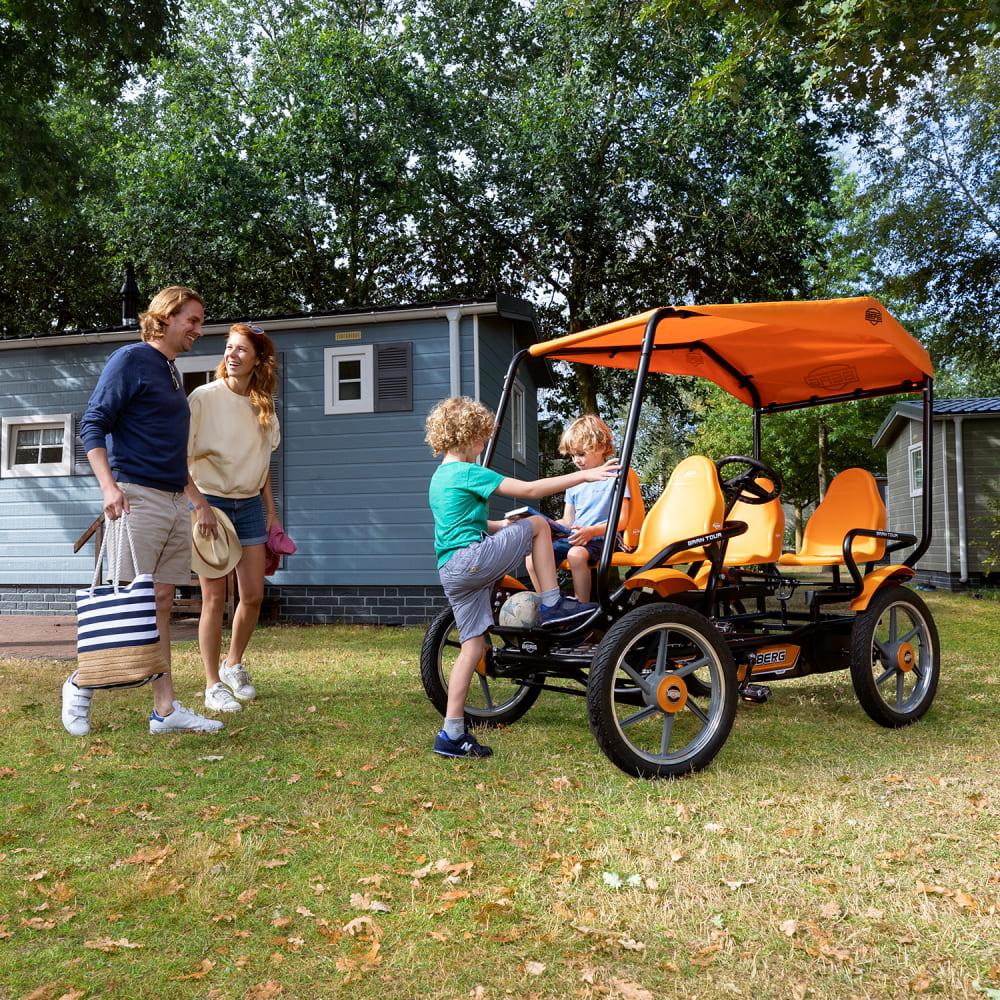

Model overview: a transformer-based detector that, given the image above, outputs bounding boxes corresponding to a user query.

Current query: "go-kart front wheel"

[587,603,738,778]
[849,586,940,727]
[419,608,541,728]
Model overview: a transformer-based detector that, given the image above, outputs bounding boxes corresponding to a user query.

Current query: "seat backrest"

[630,456,725,565]
[800,468,886,561]
[621,467,646,551]
[725,478,785,565]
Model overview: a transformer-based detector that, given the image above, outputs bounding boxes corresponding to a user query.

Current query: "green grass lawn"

[1,591,998,1000]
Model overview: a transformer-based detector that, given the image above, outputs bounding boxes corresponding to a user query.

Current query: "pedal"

[740,683,772,704]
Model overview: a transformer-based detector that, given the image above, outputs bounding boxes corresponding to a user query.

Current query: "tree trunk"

[817,418,828,501]
[575,365,599,415]
[793,503,804,551]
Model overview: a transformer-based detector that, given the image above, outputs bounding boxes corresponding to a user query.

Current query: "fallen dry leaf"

[780,919,799,937]
[84,936,143,952]
[608,978,654,1000]
[524,960,545,976]
[244,981,283,999]
[122,845,174,866]
[173,958,217,981]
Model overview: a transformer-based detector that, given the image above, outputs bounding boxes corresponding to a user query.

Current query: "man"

[61,286,223,736]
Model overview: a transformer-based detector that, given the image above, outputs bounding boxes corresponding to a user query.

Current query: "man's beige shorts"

[114,481,191,586]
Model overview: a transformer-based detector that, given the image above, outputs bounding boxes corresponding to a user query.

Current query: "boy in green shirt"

[426,396,619,758]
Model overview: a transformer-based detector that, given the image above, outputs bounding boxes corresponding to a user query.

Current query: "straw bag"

[74,514,165,689]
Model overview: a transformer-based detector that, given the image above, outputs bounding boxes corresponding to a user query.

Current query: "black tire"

[419,607,542,728]
[849,585,940,727]
[587,603,738,778]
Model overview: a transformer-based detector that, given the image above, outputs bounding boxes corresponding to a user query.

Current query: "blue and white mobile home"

[0,296,552,623]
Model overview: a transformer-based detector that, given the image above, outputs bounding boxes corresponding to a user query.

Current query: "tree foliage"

[853,48,1000,394]
[650,0,999,117]
[0,0,178,204]
[410,0,834,418]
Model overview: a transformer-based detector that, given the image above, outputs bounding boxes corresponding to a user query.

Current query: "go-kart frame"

[420,298,940,778]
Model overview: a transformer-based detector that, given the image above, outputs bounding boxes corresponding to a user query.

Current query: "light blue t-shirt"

[566,476,629,531]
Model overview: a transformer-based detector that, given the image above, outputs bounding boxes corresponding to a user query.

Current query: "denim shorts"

[203,493,267,546]
[553,535,605,563]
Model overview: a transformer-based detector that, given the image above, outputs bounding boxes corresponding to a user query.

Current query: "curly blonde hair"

[559,414,614,457]
[425,397,495,455]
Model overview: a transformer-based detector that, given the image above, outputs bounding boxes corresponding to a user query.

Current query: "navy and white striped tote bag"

[75,514,165,689]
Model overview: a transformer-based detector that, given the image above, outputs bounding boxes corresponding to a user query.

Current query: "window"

[174,354,222,395]
[511,380,527,464]
[908,443,923,497]
[325,345,373,414]
[2,414,74,478]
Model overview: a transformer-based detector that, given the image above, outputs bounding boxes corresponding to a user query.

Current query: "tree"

[649,0,999,116]
[851,48,1000,394]
[0,0,177,205]
[410,0,836,420]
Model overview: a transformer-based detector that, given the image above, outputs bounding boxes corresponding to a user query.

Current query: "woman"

[188,323,281,712]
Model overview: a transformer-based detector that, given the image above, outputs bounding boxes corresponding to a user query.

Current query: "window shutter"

[72,415,92,475]
[268,353,285,518]
[374,342,412,412]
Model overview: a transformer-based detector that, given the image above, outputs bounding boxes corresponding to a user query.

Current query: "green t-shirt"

[429,460,505,567]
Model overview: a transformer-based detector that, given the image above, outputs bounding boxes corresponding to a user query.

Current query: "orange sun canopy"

[528,297,934,408]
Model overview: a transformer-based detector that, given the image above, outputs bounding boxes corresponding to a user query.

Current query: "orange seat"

[724,478,785,566]
[778,468,886,567]
[613,455,725,569]
[620,467,646,552]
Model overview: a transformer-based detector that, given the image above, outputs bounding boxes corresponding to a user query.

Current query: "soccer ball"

[498,590,541,628]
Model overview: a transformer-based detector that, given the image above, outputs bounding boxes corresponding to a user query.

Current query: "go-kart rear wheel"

[587,603,738,778]
[419,608,542,728]
[849,585,939,727]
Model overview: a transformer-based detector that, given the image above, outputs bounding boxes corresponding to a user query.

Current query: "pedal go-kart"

[420,298,939,778]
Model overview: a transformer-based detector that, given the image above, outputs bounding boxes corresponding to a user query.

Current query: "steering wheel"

[714,455,782,506]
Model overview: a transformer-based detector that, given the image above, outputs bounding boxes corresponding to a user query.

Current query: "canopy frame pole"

[593,308,680,610]
[483,348,531,469]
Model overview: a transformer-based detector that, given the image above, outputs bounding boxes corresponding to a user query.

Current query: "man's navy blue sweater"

[79,342,190,493]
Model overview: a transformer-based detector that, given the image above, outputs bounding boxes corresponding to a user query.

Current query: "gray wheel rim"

[438,624,533,719]
[867,600,935,713]
[608,620,728,765]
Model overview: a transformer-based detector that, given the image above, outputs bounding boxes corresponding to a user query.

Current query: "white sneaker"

[61,674,94,736]
[149,700,224,734]
[220,660,256,701]
[205,682,242,713]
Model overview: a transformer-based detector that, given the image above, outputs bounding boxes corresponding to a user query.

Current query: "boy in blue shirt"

[426,397,619,758]
[527,414,632,603]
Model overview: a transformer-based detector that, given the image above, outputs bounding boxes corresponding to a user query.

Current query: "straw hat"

[190,508,242,578]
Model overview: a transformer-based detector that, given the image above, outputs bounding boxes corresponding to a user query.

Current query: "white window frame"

[908,443,923,497]
[324,345,374,415]
[511,379,527,464]
[1,414,74,478]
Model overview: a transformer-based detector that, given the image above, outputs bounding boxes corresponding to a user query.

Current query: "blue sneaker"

[538,595,597,626]
[433,729,494,758]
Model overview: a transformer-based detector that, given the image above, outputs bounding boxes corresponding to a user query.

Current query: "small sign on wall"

[335,330,362,341]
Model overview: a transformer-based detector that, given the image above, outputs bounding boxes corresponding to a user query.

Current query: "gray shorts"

[439,519,534,641]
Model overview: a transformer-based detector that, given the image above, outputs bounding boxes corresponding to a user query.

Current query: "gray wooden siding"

[884,416,999,575]
[1,343,114,585]
[0,313,543,588]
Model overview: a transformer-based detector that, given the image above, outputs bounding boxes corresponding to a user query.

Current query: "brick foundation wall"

[263,585,449,625]
[1,583,449,626]
[0,585,79,614]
